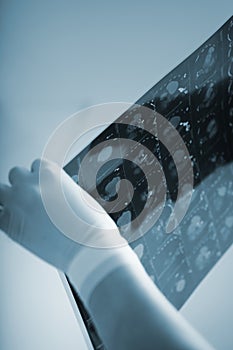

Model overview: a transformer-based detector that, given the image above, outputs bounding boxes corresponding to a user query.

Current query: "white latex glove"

[0,159,141,304]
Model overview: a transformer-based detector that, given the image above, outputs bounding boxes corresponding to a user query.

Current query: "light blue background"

[0,1,233,349]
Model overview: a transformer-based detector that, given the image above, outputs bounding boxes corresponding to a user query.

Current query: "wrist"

[67,244,142,306]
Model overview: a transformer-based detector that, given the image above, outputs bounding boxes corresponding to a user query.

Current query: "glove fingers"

[8,166,31,185]
[31,159,41,174]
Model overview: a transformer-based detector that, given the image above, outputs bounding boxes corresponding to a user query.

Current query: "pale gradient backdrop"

[0,1,233,349]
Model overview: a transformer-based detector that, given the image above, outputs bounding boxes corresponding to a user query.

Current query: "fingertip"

[31,159,41,173]
[8,166,30,185]
[33,158,57,173]
[8,166,19,184]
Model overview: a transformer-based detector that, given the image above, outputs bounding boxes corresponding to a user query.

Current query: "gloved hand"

[0,159,141,304]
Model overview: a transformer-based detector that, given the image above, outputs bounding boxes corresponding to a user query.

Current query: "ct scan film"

[65,17,233,349]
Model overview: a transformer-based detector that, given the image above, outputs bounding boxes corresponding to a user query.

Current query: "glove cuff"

[67,244,143,305]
